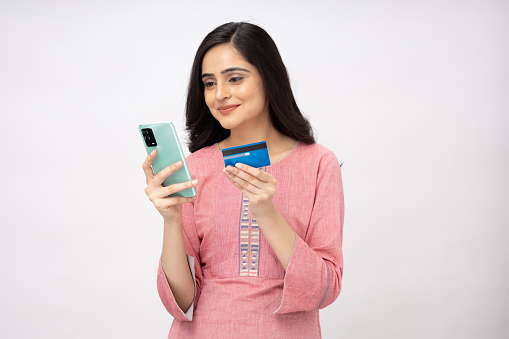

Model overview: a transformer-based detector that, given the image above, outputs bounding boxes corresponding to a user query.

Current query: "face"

[201,43,269,131]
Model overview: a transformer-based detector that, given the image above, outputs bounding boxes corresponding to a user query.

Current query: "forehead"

[201,44,252,72]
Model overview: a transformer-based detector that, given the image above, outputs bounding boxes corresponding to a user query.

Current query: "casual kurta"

[157,141,344,339]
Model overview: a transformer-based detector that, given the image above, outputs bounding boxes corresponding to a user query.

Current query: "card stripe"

[222,142,267,156]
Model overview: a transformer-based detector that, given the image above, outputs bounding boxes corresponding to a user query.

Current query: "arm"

[223,151,344,314]
[142,151,202,321]
[223,163,295,271]
[274,151,344,314]
[157,200,203,321]
[249,205,295,271]
[159,216,195,315]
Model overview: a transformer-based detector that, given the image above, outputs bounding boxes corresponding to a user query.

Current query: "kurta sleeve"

[157,200,203,321]
[274,151,344,314]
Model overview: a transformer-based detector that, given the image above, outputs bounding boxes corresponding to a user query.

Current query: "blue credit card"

[222,141,271,168]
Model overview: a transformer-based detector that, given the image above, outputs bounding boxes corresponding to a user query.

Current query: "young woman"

[142,22,344,338]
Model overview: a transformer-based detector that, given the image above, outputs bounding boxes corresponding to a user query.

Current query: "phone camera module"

[141,128,157,147]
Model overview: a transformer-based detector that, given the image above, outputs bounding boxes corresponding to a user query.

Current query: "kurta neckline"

[214,140,301,168]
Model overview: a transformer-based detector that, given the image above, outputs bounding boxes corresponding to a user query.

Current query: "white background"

[1,1,508,338]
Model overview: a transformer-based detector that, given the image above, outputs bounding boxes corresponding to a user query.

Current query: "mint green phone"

[139,122,196,197]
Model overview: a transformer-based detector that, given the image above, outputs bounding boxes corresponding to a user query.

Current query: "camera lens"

[141,128,157,147]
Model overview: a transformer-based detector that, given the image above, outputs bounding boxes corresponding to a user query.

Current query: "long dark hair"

[185,22,315,153]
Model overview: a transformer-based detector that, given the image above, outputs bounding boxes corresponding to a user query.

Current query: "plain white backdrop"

[1,0,508,338]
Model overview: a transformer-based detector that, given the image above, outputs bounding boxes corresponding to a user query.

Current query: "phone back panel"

[139,122,196,197]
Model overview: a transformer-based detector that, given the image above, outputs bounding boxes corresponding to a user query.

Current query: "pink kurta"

[157,141,344,339]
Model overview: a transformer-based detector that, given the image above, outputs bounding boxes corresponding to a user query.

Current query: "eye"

[229,77,243,83]
[204,80,216,88]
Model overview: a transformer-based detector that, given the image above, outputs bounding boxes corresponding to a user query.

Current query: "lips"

[217,104,240,115]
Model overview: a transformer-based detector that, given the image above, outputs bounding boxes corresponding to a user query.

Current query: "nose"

[215,81,231,100]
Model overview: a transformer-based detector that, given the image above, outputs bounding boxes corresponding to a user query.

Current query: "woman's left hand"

[223,163,277,217]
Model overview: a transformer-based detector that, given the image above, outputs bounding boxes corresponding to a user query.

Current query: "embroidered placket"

[238,167,265,276]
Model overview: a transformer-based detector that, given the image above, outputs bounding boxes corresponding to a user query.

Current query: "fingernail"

[192,179,198,185]
[225,166,233,172]
[176,161,182,166]
[235,163,243,169]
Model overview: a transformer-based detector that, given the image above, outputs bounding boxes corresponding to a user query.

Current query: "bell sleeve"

[274,150,344,314]
[157,200,202,321]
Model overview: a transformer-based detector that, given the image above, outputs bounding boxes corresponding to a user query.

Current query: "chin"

[220,124,236,131]
[217,119,239,130]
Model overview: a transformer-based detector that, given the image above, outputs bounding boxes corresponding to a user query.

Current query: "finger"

[153,195,197,211]
[142,150,157,184]
[162,196,197,209]
[224,170,260,195]
[148,178,197,200]
[224,165,264,189]
[153,160,183,186]
[235,163,274,183]
[164,179,199,196]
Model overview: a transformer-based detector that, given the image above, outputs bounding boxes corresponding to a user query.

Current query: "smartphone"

[138,122,196,198]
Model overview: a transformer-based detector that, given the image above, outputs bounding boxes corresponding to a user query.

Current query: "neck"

[227,129,276,147]
[222,118,283,149]
[229,110,271,144]
[217,110,298,161]
[219,125,298,163]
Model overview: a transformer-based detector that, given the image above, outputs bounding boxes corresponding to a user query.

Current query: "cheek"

[204,90,215,110]
[252,81,268,108]
[237,85,267,108]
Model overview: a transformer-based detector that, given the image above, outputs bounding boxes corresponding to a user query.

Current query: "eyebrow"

[201,67,250,79]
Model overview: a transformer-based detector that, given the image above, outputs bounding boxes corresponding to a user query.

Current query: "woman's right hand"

[142,150,198,222]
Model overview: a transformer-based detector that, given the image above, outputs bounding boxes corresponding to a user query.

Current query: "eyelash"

[203,77,244,88]
[229,77,243,83]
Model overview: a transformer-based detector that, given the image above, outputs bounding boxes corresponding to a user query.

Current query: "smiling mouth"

[217,104,240,114]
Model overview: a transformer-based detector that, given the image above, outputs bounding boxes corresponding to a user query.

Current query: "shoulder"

[186,144,218,162]
[185,144,223,176]
[297,143,343,197]
[297,142,341,170]
[298,142,335,156]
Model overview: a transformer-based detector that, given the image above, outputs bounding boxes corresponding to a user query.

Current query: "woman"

[142,22,344,338]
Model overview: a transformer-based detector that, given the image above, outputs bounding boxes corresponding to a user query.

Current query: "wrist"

[163,215,183,229]
[252,203,278,224]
